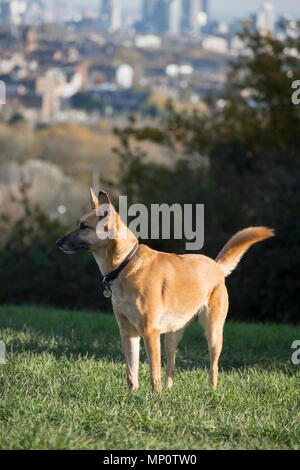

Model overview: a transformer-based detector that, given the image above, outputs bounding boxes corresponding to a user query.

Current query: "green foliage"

[0,306,299,450]
[71,91,104,112]
[8,112,26,125]
[111,21,300,323]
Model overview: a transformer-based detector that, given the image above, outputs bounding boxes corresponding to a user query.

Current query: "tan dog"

[57,189,274,392]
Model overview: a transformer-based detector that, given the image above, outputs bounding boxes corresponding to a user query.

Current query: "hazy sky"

[209,0,300,20]
[120,0,300,20]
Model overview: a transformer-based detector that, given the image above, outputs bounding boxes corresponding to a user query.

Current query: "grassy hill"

[0,305,299,450]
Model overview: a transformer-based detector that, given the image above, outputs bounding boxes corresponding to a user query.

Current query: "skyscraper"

[101,0,121,32]
[43,0,54,23]
[202,0,209,22]
[0,1,11,24]
[0,0,26,26]
[168,0,181,35]
[142,0,156,24]
[181,0,201,34]
[256,3,275,35]
[52,0,71,24]
[141,0,157,32]
[152,0,169,34]
[143,0,182,35]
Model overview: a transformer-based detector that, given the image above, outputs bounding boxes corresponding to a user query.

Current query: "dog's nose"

[56,237,64,246]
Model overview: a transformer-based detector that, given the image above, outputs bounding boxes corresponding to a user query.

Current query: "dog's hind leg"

[164,328,184,389]
[201,283,228,388]
[114,308,140,391]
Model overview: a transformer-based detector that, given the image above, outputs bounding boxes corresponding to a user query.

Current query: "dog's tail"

[215,227,275,278]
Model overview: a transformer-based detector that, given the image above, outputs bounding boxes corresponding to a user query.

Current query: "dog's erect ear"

[98,190,111,207]
[90,188,99,210]
[96,191,113,224]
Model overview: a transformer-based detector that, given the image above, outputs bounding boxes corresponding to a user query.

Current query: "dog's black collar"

[102,243,139,296]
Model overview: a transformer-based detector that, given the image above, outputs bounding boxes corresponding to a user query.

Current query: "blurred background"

[0,0,299,322]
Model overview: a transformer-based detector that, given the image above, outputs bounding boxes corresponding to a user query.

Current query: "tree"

[111,19,300,322]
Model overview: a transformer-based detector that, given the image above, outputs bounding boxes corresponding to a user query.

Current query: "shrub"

[0,184,109,312]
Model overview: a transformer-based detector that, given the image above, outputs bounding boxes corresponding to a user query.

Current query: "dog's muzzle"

[56,237,65,247]
[56,237,89,254]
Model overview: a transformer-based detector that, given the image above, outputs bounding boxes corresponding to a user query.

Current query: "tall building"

[256,3,275,35]
[151,0,182,35]
[181,0,201,34]
[142,0,157,24]
[142,0,181,35]
[152,0,169,34]
[0,0,26,26]
[43,0,54,23]
[54,0,74,24]
[24,1,44,25]
[202,0,209,22]
[101,0,121,32]
[141,0,160,32]
[168,0,181,35]
[0,1,11,24]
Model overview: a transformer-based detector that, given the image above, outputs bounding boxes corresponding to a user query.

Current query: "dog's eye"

[80,223,89,230]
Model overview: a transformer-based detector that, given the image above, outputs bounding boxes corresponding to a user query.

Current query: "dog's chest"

[111,286,142,330]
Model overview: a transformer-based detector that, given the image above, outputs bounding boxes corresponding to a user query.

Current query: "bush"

[109,20,300,323]
[0,185,109,312]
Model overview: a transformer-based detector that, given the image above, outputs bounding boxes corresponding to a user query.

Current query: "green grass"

[0,305,299,450]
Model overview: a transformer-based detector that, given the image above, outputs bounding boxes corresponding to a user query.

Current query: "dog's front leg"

[164,328,184,388]
[121,333,140,391]
[114,308,140,391]
[144,328,162,392]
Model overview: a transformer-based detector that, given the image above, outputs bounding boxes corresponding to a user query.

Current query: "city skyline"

[1,1,299,25]
[121,0,299,20]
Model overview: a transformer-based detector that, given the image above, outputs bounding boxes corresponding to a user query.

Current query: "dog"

[56,189,274,392]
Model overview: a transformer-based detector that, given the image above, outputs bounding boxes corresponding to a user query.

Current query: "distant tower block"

[101,0,121,32]
[202,0,209,23]
[256,3,275,35]
[0,0,26,26]
[43,0,54,23]
[168,0,181,35]
[181,0,202,34]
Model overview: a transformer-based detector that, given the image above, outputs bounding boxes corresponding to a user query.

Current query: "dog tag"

[103,288,112,298]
